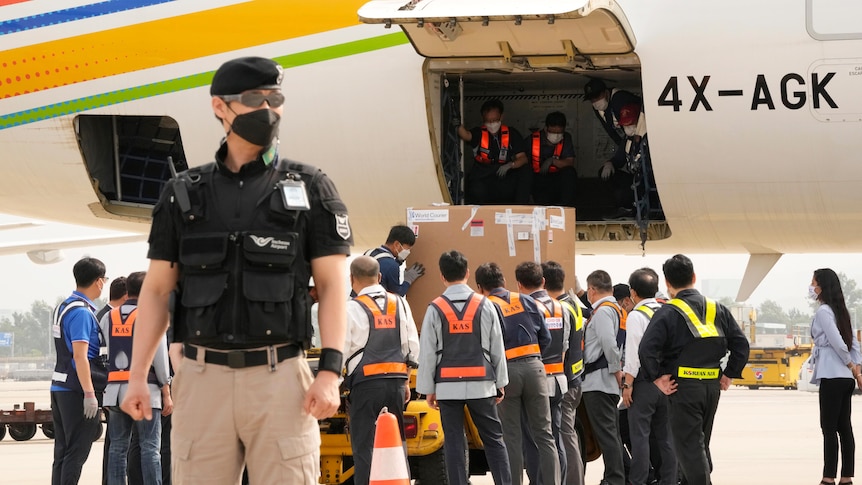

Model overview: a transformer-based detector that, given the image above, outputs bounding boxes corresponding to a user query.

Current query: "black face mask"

[229,108,281,146]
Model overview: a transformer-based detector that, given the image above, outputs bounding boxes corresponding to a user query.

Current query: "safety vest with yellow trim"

[475,126,510,164]
[583,300,627,375]
[431,293,496,382]
[531,131,562,173]
[560,298,585,381]
[534,296,566,375]
[107,305,158,385]
[345,292,409,389]
[488,291,543,361]
[667,296,727,381]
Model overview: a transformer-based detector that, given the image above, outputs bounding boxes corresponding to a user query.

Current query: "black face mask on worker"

[228,108,281,147]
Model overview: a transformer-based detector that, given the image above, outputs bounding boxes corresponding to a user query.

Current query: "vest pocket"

[179,272,229,339]
[243,232,297,269]
[243,270,293,339]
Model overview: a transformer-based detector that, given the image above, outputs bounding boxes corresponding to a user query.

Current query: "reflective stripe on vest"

[352,293,408,380]
[506,344,541,361]
[489,292,543,361]
[432,294,494,381]
[475,126,510,164]
[531,131,562,173]
[667,298,720,338]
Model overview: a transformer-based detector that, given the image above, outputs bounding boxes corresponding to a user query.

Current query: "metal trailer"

[0,401,54,441]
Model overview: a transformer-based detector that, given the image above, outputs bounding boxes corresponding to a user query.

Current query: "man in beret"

[122,56,353,483]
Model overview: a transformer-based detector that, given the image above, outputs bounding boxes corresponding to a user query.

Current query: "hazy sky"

[1,214,861,316]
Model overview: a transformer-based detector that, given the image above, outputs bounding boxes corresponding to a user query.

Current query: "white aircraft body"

[1,0,861,297]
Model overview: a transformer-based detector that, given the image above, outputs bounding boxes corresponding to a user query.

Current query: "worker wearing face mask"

[363,224,425,297]
[527,111,578,207]
[457,99,530,204]
[583,79,645,219]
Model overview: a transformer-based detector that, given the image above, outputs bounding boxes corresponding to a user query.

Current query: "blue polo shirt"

[51,292,101,392]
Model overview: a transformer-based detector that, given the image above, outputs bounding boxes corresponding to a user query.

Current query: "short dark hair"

[126,272,146,298]
[613,283,631,302]
[663,254,695,289]
[480,99,504,116]
[109,276,127,301]
[515,261,543,289]
[475,262,505,291]
[385,225,416,246]
[545,111,567,129]
[73,257,106,288]
[541,261,566,292]
[439,250,468,282]
[586,270,612,292]
[628,267,659,299]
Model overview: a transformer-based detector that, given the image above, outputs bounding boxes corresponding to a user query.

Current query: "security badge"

[278,178,310,211]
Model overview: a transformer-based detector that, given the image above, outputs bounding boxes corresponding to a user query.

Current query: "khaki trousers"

[171,348,320,484]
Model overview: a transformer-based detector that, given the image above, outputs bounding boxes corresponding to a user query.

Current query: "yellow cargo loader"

[736,345,812,390]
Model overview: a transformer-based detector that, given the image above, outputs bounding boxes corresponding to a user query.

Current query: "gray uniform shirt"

[581,295,622,395]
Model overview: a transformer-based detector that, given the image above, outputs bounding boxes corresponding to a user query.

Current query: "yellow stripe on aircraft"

[0,0,368,99]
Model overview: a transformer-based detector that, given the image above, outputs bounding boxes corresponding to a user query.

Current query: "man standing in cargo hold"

[457,99,530,204]
[364,224,425,297]
[120,56,353,484]
[417,250,512,485]
[639,254,749,485]
[343,255,420,485]
[526,111,578,207]
[476,262,559,485]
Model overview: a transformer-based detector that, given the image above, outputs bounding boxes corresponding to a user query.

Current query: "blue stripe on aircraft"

[0,0,174,35]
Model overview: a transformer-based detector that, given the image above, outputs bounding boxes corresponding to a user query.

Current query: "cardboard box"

[403,205,576,329]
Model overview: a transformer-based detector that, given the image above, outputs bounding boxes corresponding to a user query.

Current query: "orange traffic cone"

[369,407,410,485]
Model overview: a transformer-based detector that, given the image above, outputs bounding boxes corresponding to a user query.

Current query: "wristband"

[318,348,344,376]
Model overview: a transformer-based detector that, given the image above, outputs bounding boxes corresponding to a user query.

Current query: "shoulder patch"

[336,214,351,240]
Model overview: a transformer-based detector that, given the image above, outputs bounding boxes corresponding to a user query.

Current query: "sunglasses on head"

[220,91,285,108]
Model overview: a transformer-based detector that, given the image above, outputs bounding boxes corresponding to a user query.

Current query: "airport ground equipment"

[736,345,811,390]
[0,401,53,441]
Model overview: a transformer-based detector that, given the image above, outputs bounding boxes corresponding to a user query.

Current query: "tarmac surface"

[0,379,849,484]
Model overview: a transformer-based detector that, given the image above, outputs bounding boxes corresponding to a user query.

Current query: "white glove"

[404,263,426,284]
[540,158,555,175]
[496,162,514,178]
[83,392,99,419]
[600,160,615,180]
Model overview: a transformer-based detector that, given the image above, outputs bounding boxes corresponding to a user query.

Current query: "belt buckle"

[227,351,246,369]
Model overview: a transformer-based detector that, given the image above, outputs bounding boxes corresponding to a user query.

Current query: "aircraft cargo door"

[360,0,670,247]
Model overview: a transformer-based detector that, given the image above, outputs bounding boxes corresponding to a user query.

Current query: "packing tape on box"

[532,207,544,263]
[505,208,516,257]
[460,206,481,231]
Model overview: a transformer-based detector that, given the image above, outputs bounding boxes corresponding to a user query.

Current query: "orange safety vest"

[536,298,566,375]
[432,294,496,381]
[475,126,510,164]
[344,293,408,388]
[107,306,158,385]
[531,131,562,173]
[488,292,542,361]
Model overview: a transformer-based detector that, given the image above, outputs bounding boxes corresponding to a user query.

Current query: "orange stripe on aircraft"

[0,0,367,99]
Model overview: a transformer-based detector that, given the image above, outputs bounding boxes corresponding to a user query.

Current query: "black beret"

[583,78,608,101]
[210,57,284,96]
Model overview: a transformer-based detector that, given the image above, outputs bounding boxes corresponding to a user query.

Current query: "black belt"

[184,343,302,369]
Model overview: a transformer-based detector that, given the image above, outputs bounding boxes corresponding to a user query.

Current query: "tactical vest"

[344,293,408,389]
[531,131,562,173]
[475,126,510,164]
[170,159,323,348]
[560,297,585,381]
[488,291,542,361]
[583,300,627,375]
[107,305,159,385]
[51,297,108,392]
[535,297,565,375]
[668,297,727,380]
[431,294,495,383]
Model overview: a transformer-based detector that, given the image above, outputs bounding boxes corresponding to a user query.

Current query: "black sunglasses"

[221,91,285,108]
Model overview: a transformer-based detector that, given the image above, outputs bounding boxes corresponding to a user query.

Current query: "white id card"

[279,179,311,210]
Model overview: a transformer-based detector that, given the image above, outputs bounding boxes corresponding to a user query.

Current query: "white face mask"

[397,248,411,261]
[592,98,609,112]
[623,125,637,137]
[485,121,502,134]
[546,132,564,144]
[808,285,819,300]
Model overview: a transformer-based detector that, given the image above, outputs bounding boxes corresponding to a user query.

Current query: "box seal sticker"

[469,220,484,237]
